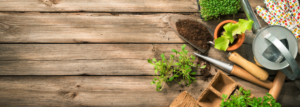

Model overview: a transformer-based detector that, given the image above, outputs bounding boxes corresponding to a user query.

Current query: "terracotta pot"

[214,20,245,51]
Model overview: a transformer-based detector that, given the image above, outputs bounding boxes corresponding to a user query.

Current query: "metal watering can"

[241,0,300,80]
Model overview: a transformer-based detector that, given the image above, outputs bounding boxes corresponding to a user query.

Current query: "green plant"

[171,45,206,86]
[148,53,175,91]
[215,19,254,51]
[148,44,206,91]
[199,0,241,21]
[221,87,281,107]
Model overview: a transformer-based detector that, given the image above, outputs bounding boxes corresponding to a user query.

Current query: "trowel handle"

[269,71,286,101]
[229,52,269,81]
[231,65,273,89]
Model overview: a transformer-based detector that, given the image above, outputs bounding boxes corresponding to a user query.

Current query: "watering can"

[241,0,300,80]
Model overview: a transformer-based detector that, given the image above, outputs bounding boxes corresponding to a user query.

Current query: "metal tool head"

[167,15,214,53]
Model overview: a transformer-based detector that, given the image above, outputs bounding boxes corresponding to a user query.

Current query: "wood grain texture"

[0,76,298,107]
[0,0,198,12]
[0,44,197,61]
[0,44,292,76]
[0,13,267,43]
[0,13,185,43]
[0,0,269,12]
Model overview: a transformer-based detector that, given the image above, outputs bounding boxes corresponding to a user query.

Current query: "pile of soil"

[176,19,213,50]
[198,60,211,81]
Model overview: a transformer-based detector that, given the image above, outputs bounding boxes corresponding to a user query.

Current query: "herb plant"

[148,44,206,91]
[199,0,241,21]
[215,19,254,51]
[148,53,175,91]
[221,87,281,107]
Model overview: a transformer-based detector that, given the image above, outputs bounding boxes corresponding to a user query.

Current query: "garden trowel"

[193,52,273,89]
[167,14,215,53]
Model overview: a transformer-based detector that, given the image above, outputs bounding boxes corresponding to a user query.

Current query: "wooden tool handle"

[269,71,286,100]
[231,65,273,89]
[229,52,269,81]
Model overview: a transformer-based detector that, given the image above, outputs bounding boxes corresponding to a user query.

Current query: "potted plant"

[221,87,281,107]
[198,0,241,21]
[214,19,254,51]
[148,45,206,91]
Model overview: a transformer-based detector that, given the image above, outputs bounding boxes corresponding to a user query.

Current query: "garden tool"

[167,14,214,53]
[193,52,273,89]
[208,41,269,81]
[241,0,300,80]
[195,51,286,100]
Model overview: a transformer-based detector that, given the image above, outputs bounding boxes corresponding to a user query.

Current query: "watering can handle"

[241,0,261,34]
[264,34,300,80]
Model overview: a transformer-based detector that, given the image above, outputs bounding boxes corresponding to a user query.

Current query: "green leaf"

[170,54,174,58]
[190,55,195,60]
[147,59,152,64]
[223,23,237,43]
[184,50,188,54]
[174,75,179,77]
[152,58,157,62]
[214,36,230,51]
[237,19,254,34]
[200,65,206,68]
[151,81,155,85]
[190,72,197,75]
[181,44,186,51]
[223,19,254,40]
[169,77,174,81]
[171,49,178,53]
[174,63,180,66]
[161,53,165,60]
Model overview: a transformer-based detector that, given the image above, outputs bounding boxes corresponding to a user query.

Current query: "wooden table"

[0,0,299,106]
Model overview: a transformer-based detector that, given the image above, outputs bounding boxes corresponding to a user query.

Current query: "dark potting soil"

[196,57,211,81]
[200,61,212,81]
[176,19,213,50]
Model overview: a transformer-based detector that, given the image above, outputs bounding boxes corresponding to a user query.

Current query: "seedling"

[221,87,281,107]
[148,44,206,91]
[199,0,241,21]
[215,19,254,51]
[148,53,175,91]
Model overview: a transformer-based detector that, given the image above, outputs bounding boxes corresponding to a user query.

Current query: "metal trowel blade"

[262,39,289,63]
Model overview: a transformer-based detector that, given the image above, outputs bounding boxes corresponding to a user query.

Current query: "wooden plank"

[0,0,198,12]
[0,44,293,76]
[0,12,272,43]
[0,44,197,61]
[0,76,298,107]
[0,13,184,43]
[0,0,267,12]
[0,44,198,75]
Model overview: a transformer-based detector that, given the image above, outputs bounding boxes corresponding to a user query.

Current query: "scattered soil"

[176,19,213,50]
[197,59,212,81]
